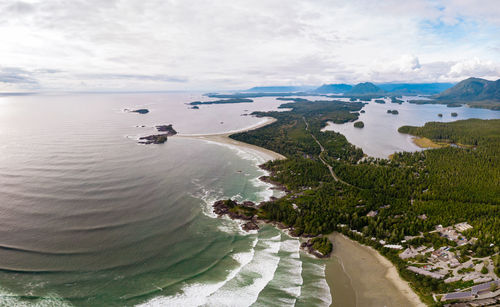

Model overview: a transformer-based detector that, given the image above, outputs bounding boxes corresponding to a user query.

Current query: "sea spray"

[295,259,332,307]
[204,230,282,306]
[252,236,303,306]
[138,238,259,307]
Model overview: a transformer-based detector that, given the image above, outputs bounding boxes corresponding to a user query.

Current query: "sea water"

[2,92,496,306]
[322,97,500,158]
[0,93,330,306]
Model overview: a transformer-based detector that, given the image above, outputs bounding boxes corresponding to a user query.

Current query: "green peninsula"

[228,97,500,305]
[189,98,253,105]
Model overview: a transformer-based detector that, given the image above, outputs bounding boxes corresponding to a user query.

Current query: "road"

[302,117,352,186]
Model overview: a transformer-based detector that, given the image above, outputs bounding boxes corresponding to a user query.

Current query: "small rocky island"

[438,113,443,117]
[451,112,458,117]
[387,109,399,115]
[374,99,386,104]
[138,124,177,144]
[354,121,364,128]
[125,108,149,114]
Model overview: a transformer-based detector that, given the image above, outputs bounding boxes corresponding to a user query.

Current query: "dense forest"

[229,99,500,305]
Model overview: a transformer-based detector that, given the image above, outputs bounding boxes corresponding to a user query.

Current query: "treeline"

[231,99,499,303]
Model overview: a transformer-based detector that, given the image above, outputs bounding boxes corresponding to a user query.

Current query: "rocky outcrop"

[212,200,259,231]
[155,124,177,136]
[300,238,332,258]
[138,134,168,144]
[125,108,149,114]
[138,124,176,144]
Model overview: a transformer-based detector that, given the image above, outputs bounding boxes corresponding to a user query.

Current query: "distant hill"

[347,82,385,95]
[378,83,454,95]
[245,86,316,93]
[313,83,352,94]
[434,77,500,101]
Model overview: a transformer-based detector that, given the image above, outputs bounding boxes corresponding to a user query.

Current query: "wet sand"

[326,233,425,307]
[175,117,286,161]
[179,120,425,306]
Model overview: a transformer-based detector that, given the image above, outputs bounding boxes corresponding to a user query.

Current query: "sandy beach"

[326,233,425,307]
[178,119,424,306]
[175,117,286,161]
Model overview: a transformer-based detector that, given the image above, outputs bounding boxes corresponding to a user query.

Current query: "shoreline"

[174,117,286,161]
[326,232,425,307]
[411,136,442,149]
[179,116,424,306]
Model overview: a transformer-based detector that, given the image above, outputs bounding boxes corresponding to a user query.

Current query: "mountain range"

[434,77,500,101]
[242,77,500,109]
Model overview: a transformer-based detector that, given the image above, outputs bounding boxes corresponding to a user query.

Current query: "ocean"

[0,93,330,306]
[1,92,498,306]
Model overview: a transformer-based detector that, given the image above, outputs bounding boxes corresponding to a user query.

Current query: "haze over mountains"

[242,77,500,109]
[246,82,455,95]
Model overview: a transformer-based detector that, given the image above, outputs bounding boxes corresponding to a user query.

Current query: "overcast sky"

[1,0,500,91]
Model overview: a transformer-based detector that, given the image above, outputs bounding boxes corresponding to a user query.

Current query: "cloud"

[0,67,38,84]
[0,0,499,91]
[446,58,500,79]
[1,1,35,15]
[79,74,188,83]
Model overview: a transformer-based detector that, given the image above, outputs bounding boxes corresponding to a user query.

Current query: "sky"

[1,0,500,92]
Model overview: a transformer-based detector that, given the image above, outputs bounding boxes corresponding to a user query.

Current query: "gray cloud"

[0,0,499,91]
[79,74,188,83]
[0,67,38,85]
[1,1,35,15]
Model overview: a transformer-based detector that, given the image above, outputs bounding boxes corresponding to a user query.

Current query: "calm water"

[0,93,332,306]
[322,97,500,158]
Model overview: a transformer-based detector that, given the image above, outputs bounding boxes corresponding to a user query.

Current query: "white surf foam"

[202,233,282,307]
[254,238,303,305]
[0,287,72,307]
[138,238,259,307]
[298,262,332,307]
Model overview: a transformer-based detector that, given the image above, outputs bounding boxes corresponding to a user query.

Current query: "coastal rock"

[125,108,149,114]
[138,124,177,144]
[155,124,177,136]
[213,200,254,220]
[138,134,168,144]
[242,221,259,231]
[301,237,332,258]
[213,200,261,232]
[258,175,288,192]
[242,201,256,207]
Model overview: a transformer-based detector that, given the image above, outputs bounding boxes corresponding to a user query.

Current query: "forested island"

[189,98,253,105]
[354,121,365,128]
[219,97,499,305]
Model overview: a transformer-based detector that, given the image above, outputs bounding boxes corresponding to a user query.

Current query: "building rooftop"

[443,291,474,300]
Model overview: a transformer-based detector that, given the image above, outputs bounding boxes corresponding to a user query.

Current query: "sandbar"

[175,117,286,161]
